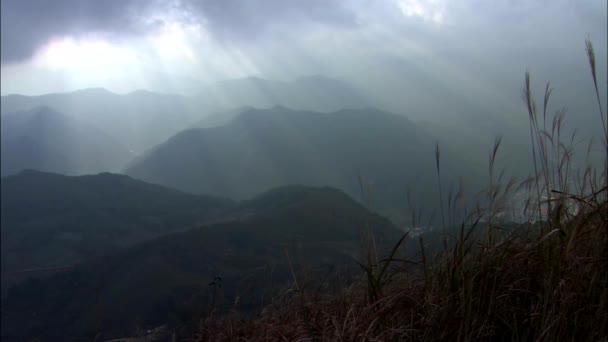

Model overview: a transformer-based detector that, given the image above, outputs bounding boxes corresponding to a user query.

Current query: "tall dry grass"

[194,40,608,341]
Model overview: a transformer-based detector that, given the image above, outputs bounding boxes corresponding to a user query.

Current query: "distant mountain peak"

[126,89,156,96]
[294,74,343,83]
[73,87,115,95]
[11,169,54,177]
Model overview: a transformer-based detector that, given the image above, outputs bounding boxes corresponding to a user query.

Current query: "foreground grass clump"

[194,40,608,341]
[194,191,607,341]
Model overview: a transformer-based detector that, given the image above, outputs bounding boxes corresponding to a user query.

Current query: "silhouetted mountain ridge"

[1,171,399,341]
[127,106,483,221]
[1,75,371,158]
[1,170,235,296]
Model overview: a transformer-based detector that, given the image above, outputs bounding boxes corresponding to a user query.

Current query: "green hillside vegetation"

[0,170,234,296]
[1,185,400,341]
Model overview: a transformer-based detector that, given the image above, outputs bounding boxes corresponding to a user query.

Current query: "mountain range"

[126,106,484,221]
[1,83,489,222]
[1,107,133,176]
[1,88,210,155]
[0,170,234,297]
[1,75,371,154]
[1,170,399,341]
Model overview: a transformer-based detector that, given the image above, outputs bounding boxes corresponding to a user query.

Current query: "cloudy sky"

[1,0,606,118]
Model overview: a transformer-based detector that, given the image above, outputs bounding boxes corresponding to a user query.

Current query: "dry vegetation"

[193,40,608,341]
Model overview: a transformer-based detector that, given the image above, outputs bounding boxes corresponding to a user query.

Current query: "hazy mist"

[2,1,608,340]
[2,1,606,121]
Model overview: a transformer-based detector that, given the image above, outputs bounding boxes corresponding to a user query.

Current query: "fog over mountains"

[2,74,602,221]
[3,64,605,339]
[1,75,504,222]
[1,106,132,175]
[1,1,606,339]
[126,106,485,217]
[1,75,372,155]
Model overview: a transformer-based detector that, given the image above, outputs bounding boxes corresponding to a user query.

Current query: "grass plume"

[193,39,608,341]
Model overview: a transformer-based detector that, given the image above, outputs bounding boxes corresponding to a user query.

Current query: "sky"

[1,0,606,120]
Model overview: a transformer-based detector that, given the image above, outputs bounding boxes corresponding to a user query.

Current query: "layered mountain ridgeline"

[127,106,485,222]
[0,107,133,176]
[0,170,234,296]
[1,88,204,155]
[1,76,372,155]
[1,183,400,341]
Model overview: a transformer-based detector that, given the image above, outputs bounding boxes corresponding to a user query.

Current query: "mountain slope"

[0,106,132,175]
[1,76,371,154]
[1,89,205,154]
[0,170,234,296]
[1,185,399,341]
[126,106,481,220]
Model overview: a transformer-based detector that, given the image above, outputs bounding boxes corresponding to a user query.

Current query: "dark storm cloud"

[0,0,357,64]
[0,0,157,63]
[180,0,358,41]
[1,0,605,105]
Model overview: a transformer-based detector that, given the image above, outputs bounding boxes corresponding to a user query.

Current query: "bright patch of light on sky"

[148,21,200,61]
[0,0,604,98]
[32,37,140,76]
[397,0,446,23]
